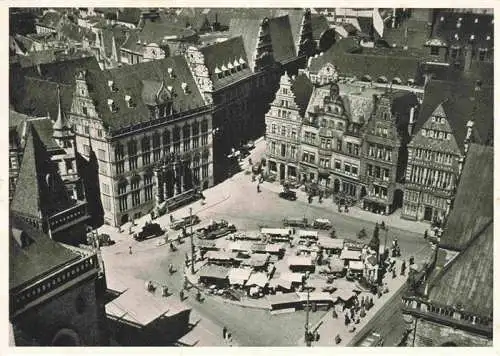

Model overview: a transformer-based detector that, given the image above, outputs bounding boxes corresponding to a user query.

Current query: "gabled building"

[69,56,214,226]
[9,216,108,346]
[402,143,493,346]
[264,72,313,181]
[361,91,419,214]
[401,79,493,223]
[10,122,90,246]
[186,36,281,183]
[35,9,64,34]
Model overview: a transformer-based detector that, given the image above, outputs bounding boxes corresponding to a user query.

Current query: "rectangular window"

[479,49,487,61]
[145,186,153,201]
[431,46,439,55]
[119,196,128,212]
[82,107,88,116]
[129,157,138,170]
[201,134,208,146]
[142,153,150,165]
[84,125,90,134]
[352,166,358,176]
[334,160,341,170]
[344,164,351,174]
[183,140,190,151]
[65,159,73,172]
[102,183,110,194]
[375,166,381,178]
[192,137,199,149]
[326,139,331,149]
[97,149,105,160]
[116,161,125,174]
[202,164,209,179]
[281,126,286,136]
[384,168,390,181]
[337,140,342,151]
[153,149,161,161]
[103,196,111,211]
[132,191,140,207]
[346,142,353,154]
[353,144,359,156]
[272,124,277,134]
[281,144,286,157]
[369,144,375,157]
[367,164,373,176]
[174,143,180,153]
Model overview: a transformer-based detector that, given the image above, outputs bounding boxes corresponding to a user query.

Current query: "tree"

[369,223,380,252]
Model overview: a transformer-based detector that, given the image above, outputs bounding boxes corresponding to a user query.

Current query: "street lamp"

[190,207,195,274]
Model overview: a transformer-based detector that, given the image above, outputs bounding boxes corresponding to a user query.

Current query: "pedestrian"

[350,307,355,320]
[401,260,406,276]
[257,184,261,193]
[222,326,227,340]
[360,306,366,318]
[227,332,232,345]
[180,290,184,300]
[170,214,174,223]
[360,296,365,308]
[392,269,397,279]
[335,334,342,344]
[344,314,350,326]
[129,246,132,255]
[249,158,253,166]
[128,226,132,235]
[332,308,338,318]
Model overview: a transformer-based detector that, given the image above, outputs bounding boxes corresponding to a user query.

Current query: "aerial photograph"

[8,7,493,347]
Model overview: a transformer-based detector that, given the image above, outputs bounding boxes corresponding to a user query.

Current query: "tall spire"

[111,33,118,62]
[53,85,67,138]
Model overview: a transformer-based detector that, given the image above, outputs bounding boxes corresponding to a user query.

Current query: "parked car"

[312,218,332,230]
[279,190,297,201]
[283,217,308,228]
[197,219,237,239]
[98,233,115,246]
[359,332,384,347]
[170,215,201,230]
[134,223,165,241]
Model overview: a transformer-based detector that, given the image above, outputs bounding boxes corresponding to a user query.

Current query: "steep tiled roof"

[85,55,205,131]
[310,47,422,83]
[138,14,197,43]
[430,11,493,50]
[10,215,79,290]
[268,16,297,64]
[37,10,62,29]
[439,143,493,250]
[16,56,101,85]
[198,37,253,90]
[102,25,129,59]
[60,22,96,43]
[311,14,329,41]
[428,220,492,317]
[411,80,493,150]
[228,18,262,71]
[13,78,73,126]
[11,123,73,220]
[30,118,60,151]
[290,73,313,117]
[117,8,142,26]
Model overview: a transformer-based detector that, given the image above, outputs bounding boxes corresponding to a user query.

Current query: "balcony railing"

[49,202,89,233]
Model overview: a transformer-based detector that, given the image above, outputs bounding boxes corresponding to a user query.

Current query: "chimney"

[465,120,474,141]
[464,44,473,72]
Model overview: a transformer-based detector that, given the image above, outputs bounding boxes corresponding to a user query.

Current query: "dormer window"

[486,35,491,41]
[167,86,174,94]
[108,80,117,92]
[215,66,222,79]
[108,99,118,112]
[167,67,174,78]
[125,95,135,108]
[422,129,427,137]
[181,82,189,94]
[228,62,235,74]
[233,59,240,71]
[440,16,444,22]
[474,18,479,24]
[454,33,459,40]
[221,64,229,76]
[470,34,475,40]
[238,57,246,69]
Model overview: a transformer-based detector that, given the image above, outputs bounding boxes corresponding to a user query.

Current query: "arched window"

[163,130,170,146]
[141,136,150,152]
[173,127,181,142]
[192,122,200,136]
[183,124,191,139]
[201,119,208,133]
[115,143,124,160]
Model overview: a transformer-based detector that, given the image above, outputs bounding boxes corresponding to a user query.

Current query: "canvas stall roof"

[198,265,230,280]
[297,230,319,239]
[205,251,237,260]
[228,241,253,251]
[261,228,292,236]
[196,240,217,249]
[267,292,300,305]
[247,254,270,267]
[279,272,304,283]
[365,255,378,267]
[297,292,334,303]
[340,249,362,260]
[228,268,252,285]
[269,278,292,290]
[287,255,314,267]
[349,260,364,270]
[234,230,261,240]
[246,272,269,288]
[319,237,344,250]
[266,243,285,253]
[105,288,189,327]
[329,257,345,273]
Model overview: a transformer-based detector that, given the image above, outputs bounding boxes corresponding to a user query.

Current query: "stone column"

[163,168,169,201]
[154,169,164,204]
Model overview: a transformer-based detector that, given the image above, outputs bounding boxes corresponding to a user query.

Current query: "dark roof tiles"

[268,16,297,64]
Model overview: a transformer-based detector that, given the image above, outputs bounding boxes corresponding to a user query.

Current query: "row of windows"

[407,166,455,190]
[269,141,297,159]
[368,144,393,161]
[366,164,390,181]
[411,148,455,165]
[270,124,298,139]
[334,160,359,177]
[421,129,452,140]
[371,185,388,199]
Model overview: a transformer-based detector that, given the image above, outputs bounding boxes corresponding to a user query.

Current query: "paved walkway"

[297,259,408,346]
[261,181,430,236]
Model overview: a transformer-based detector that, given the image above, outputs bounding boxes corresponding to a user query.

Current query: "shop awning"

[349,260,364,271]
[287,255,314,267]
[246,272,269,288]
[340,249,362,261]
[319,237,345,250]
[279,272,305,283]
[297,230,319,239]
[228,268,252,285]
[199,265,230,280]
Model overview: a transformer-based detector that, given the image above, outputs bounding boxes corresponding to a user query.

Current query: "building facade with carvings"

[401,79,493,223]
[69,56,214,227]
[402,143,493,347]
[264,73,312,181]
